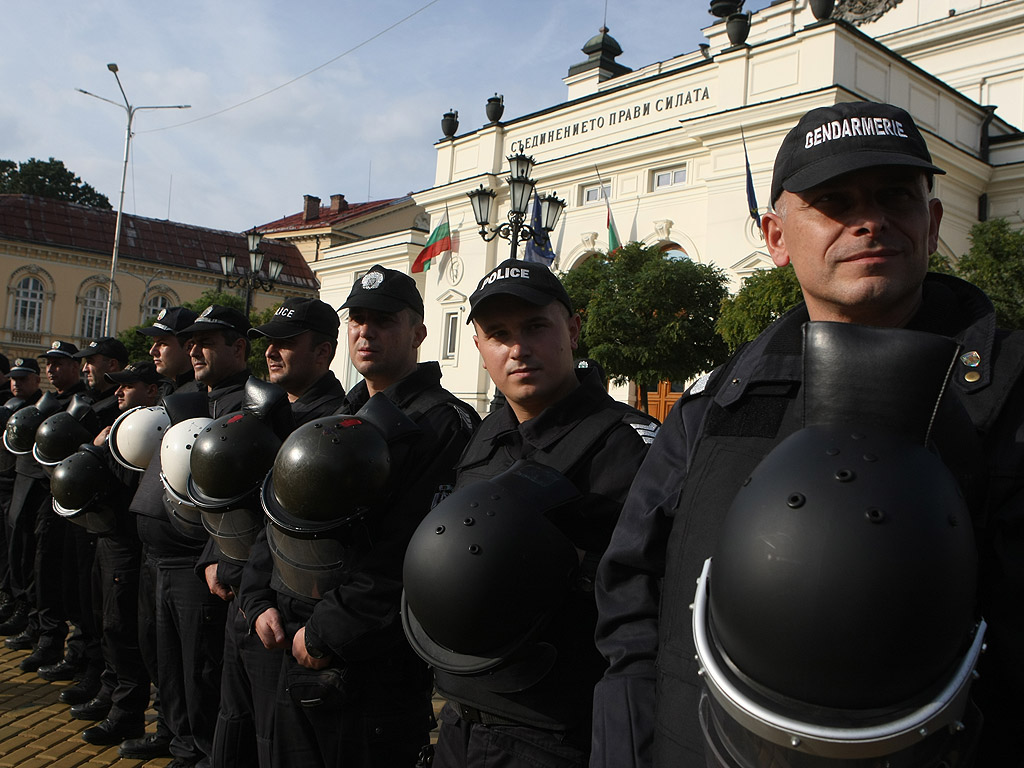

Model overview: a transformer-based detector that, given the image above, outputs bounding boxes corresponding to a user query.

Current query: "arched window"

[13,276,45,332]
[80,285,108,340]
[145,294,171,321]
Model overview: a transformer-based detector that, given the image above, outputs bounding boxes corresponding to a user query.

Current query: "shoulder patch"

[627,418,660,445]
[451,402,477,434]
[688,372,711,396]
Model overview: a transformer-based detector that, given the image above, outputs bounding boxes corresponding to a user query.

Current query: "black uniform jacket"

[591,274,1024,767]
[239,362,478,667]
[434,372,658,740]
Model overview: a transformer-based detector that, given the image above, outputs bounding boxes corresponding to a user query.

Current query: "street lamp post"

[467,153,566,260]
[78,63,191,337]
[220,228,284,316]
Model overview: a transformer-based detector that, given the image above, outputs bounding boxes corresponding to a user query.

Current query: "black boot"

[59,672,102,706]
[4,627,38,651]
[19,643,63,673]
[38,654,87,682]
[0,601,29,636]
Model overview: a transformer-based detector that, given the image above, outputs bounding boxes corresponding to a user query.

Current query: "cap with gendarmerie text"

[771,101,945,205]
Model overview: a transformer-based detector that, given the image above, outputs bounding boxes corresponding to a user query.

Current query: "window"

[582,183,611,205]
[442,311,459,360]
[653,166,687,190]
[145,294,171,321]
[80,285,108,340]
[13,277,44,332]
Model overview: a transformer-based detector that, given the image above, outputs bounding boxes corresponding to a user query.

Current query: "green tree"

[955,218,1024,329]
[0,157,112,209]
[716,265,804,351]
[116,289,282,378]
[560,242,730,412]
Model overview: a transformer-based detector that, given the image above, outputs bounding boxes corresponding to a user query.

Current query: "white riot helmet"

[109,405,170,472]
[159,416,213,540]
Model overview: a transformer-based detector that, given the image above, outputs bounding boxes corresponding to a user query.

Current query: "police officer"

[75,360,164,746]
[203,297,346,768]
[116,306,199,762]
[240,265,478,768]
[5,341,85,670]
[153,304,251,768]
[592,101,1024,767]
[0,358,43,635]
[56,337,129,709]
[416,258,657,768]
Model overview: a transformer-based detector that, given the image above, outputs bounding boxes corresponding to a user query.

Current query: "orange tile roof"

[259,197,406,234]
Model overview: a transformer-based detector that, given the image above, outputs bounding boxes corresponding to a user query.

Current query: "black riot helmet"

[33,394,101,469]
[402,460,581,684]
[0,397,28,430]
[692,322,986,764]
[261,393,419,599]
[51,444,118,535]
[3,391,62,455]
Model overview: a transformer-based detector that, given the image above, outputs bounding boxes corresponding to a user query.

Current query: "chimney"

[303,195,321,221]
[330,194,348,213]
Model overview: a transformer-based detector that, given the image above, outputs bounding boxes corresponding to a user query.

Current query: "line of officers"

[0,260,660,768]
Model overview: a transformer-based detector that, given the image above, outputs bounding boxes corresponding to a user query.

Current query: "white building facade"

[309,0,1024,415]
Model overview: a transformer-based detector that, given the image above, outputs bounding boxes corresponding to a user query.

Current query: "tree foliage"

[116,289,282,378]
[560,242,730,410]
[1,157,112,209]
[956,219,1024,329]
[716,265,804,351]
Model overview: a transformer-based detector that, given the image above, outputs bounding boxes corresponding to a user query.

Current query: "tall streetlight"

[78,63,191,336]
[467,153,566,260]
[220,228,284,316]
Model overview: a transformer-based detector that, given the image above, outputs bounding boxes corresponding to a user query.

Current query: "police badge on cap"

[340,264,424,316]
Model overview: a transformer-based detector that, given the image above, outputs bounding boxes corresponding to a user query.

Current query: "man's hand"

[204,563,233,601]
[254,608,288,650]
[292,626,331,670]
[93,426,111,446]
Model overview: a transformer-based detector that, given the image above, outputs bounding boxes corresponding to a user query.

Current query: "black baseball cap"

[340,265,424,317]
[467,258,572,324]
[249,298,340,340]
[106,360,163,386]
[73,337,130,366]
[180,305,252,336]
[40,340,79,359]
[137,307,200,337]
[9,358,41,377]
[770,101,945,204]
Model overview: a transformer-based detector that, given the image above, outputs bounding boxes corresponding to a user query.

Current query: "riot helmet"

[402,460,580,686]
[108,405,170,472]
[3,391,61,455]
[691,321,985,765]
[51,444,118,535]
[159,416,214,541]
[0,397,28,430]
[32,395,100,470]
[261,393,418,599]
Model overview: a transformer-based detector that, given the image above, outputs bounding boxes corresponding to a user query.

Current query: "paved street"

[0,640,168,768]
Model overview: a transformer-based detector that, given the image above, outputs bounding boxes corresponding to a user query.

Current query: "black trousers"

[156,561,227,767]
[8,474,45,626]
[96,535,149,722]
[63,524,101,673]
[212,603,281,768]
[31,486,68,648]
[140,552,172,739]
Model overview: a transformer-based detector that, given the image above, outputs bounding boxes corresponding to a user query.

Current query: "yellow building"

[0,194,317,366]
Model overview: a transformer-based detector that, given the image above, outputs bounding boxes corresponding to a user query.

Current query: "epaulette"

[621,412,660,445]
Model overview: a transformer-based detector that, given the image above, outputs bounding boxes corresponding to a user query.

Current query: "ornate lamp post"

[466,153,566,260]
[220,228,283,316]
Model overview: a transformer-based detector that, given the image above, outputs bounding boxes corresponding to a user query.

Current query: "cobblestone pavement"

[1,637,445,767]
[0,640,168,768]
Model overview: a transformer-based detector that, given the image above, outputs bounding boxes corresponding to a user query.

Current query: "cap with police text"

[248,298,340,340]
[467,258,572,324]
[771,101,945,204]
[105,360,163,386]
[73,337,130,366]
[9,358,41,377]
[40,341,79,359]
[180,305,252,336]
[137,307,200,337]
[340,265,424,317]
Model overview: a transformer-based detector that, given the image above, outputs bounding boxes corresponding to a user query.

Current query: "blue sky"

[2,0,770,232]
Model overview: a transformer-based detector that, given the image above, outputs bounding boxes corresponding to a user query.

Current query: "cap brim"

[137,324,180,337]
[248,321,308,340]
[39,351,74,359]
[783,151,945,196]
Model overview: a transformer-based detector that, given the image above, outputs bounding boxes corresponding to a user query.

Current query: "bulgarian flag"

[412,208,451,273]
[596,167,622,255]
